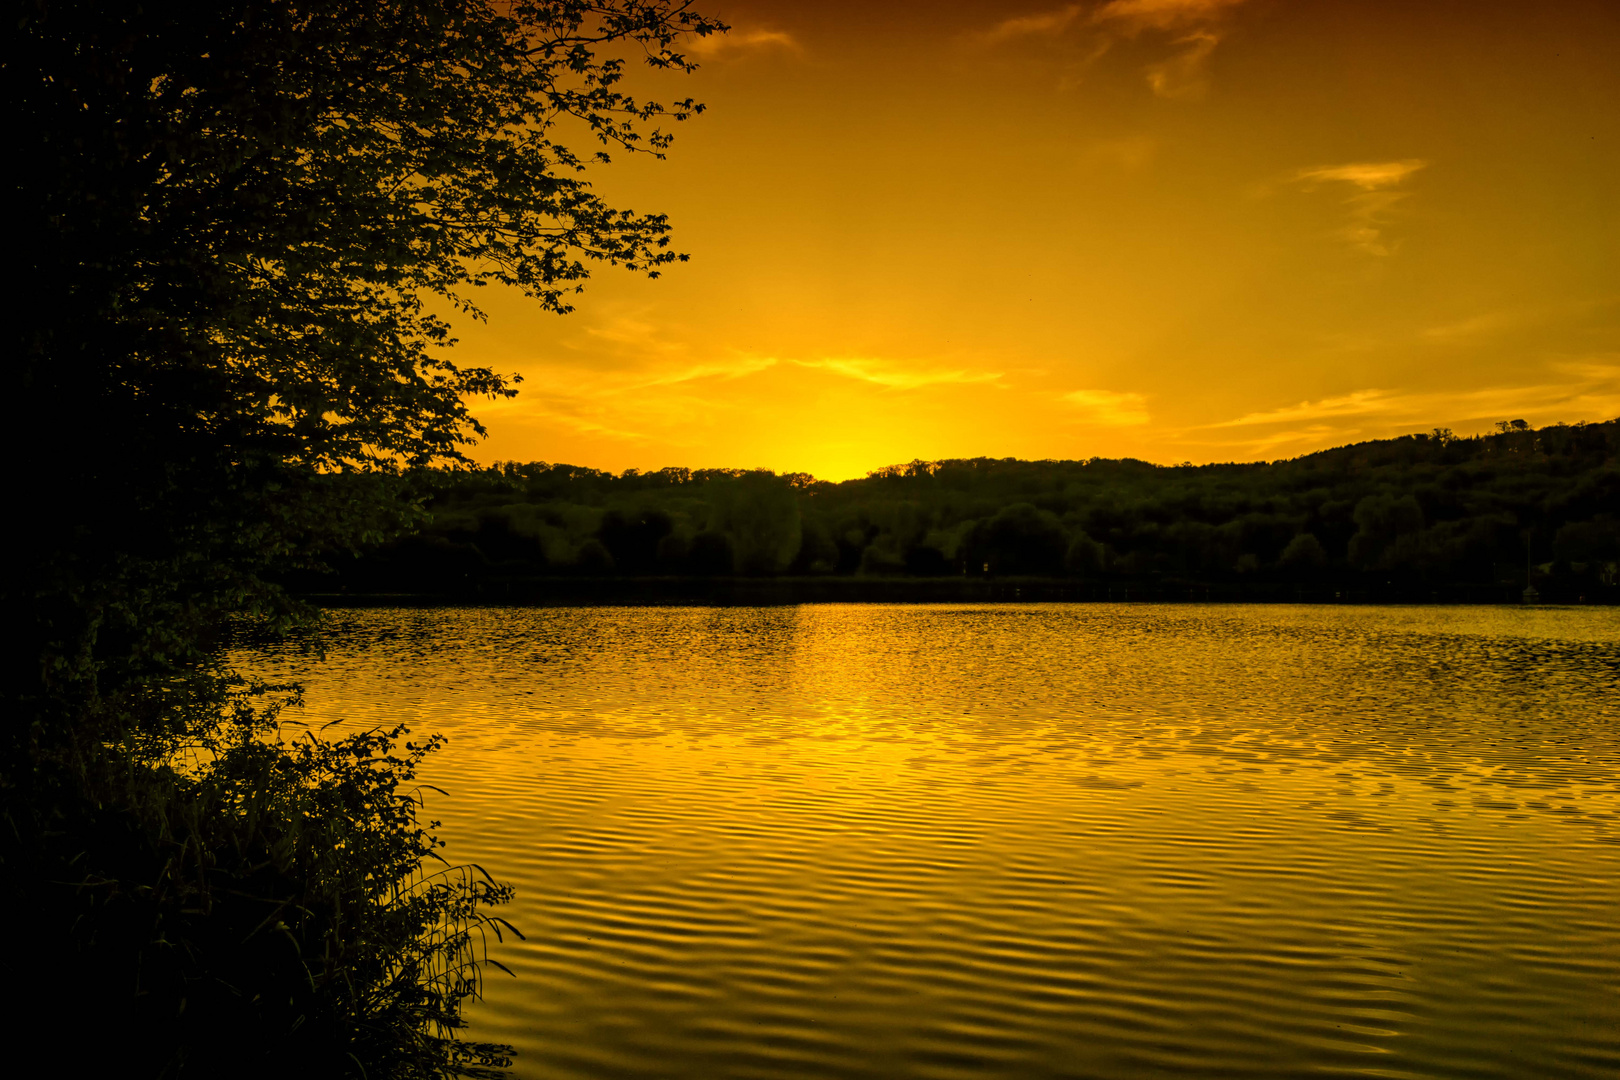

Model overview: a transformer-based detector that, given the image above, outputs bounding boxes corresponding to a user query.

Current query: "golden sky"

[460,0,1619,481]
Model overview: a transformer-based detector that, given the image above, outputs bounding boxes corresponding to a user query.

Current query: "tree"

[1279,531,1328,572]
[6,2,726,1074]
[711,472,803,574]
[967,502,1068,575]
[13,0,725,711]
[1348,493,1424,570]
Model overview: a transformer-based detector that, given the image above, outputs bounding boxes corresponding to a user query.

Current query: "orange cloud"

[796,357,1004,391]
[983,4,1086,42]
[1291,160,1429,255]
[1212,389,1395,427]
[1294,160,1429,190]
[1213,374,1620,432]
[984,0,1252,97]
[1095,0,1251,32]
[687,27,799,60]
[1145,30,1220,99]
[1063,389,1151,425]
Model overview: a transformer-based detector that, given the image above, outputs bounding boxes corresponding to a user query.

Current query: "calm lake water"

[235,604,1620,1079]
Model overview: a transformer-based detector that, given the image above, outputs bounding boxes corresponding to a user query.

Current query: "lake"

[234,604,1620,1079]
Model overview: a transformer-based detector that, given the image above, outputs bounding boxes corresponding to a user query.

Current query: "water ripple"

[236,604,1620,1079]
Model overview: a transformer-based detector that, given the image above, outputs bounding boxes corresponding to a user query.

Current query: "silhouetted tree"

[657,531,694,572]
[574,538,617,575]
[967,503,1068,575]
[792,519,841,574]
[14,0,723,715]
[598,509,675,574]
[905,545,953,576]
[1349,494,1426,569]
[711,472,802,574]
[1279,532,1328,572]
[1064,531,1107,576]
[688,530,736,575]
[8,2,726,1075]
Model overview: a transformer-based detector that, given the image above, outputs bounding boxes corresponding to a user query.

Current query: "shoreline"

[296,576,1615,607]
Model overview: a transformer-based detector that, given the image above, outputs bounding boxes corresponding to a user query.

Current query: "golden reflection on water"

[236,604,1620,1079]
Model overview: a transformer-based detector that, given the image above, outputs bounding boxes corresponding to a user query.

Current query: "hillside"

[298,420,1619,603]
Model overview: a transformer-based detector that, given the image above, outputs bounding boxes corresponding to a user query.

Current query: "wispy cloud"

[626,357,779,389]
[1294,160,1428,190]
[492,352,1010,451]
[686,27,799,60]
[1233,424,1365,458]
[1096,0,1250,32]
[509,393,655,442]
[499,360,786,446]
[1213,389,1393,428]
[1085,134,1158,170]
[1063,388,1151,425]
[984,0,1253,97]
[796,357,1004,390]
[1144,31,1220,99]
[1421,311,1522,342]
[1179,370,1620,460]
[1290,159,1429,255]
[1420,296,1620,343]
[984,4,1085,42]
[983,0,1260,44]
[1552,358,1620,383]
[580,314,690,358]
[1208,367,1620,454]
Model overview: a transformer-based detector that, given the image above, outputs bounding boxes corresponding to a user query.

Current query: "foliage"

[14,676,520,1077]
[17,0,722,462]
[317,420,1620,601]
[13,0,725,712]
[7,1,724,1075]
[710,473,804,574]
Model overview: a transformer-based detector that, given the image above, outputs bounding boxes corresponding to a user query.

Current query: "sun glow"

[457,0,1619,478]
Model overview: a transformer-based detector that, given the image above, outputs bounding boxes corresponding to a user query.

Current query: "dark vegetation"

[6,1,721,1076]
[304,419,1620,604]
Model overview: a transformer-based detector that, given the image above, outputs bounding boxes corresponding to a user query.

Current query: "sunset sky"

[460,0,1618,481]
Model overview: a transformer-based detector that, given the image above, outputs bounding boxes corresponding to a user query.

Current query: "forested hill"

[306,419,1619,603]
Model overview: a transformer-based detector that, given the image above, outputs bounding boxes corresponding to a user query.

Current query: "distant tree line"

[299,419,1620,602]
